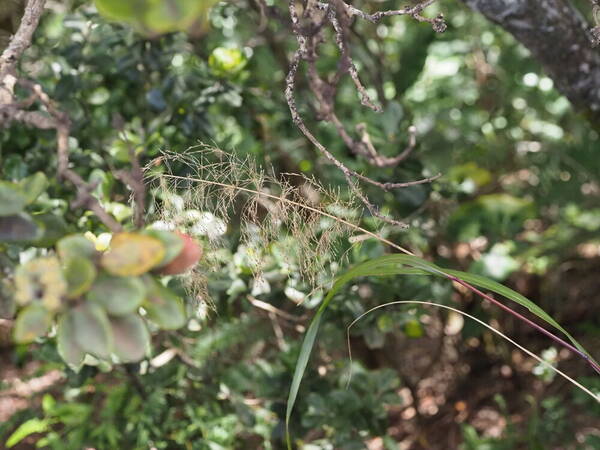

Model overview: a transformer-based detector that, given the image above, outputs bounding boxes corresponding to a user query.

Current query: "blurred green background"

[1,0,599,448]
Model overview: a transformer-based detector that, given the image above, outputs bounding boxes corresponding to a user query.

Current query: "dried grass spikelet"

[145,145,386,302]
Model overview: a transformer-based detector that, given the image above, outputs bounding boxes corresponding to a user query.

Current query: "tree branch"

[113,117,146,229]
[0,0,45,79]
[461,0,600,123]
[0,0,122,232]
[285,0,444,227]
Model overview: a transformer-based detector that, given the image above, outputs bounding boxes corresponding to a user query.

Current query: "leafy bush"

[1,0,600,448]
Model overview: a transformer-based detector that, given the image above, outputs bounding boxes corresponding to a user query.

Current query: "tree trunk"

[461,0,600,125]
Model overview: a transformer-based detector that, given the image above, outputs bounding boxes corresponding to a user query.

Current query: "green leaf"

[394,25,435,97]
[109,314,150,362]
[101,233,165,276]
[143,278,186,330]
[56,234,97,261]
[6,418,49,448]
[142,229,184,268]
[337,254,587,353]
[13,304,52,343]
[94,0,136,20]
[209,47,247,77]
[404,319,423,338]
[57,311,86,369]
[42,394,56,414]
[87,274,145,316]
[0,213,41,242]
[71,303,113,359]
[0,181,27,216]
[30,213,69,247]
[95,0,214,34]
[143,0,203,32]
[64,257,97,298]
[285,254,593,446]
[18,172,48,205]
[442,267,585,353]
[285,255,425,444]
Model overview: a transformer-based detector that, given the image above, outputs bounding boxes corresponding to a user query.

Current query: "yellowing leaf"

[144,0,206,33]
[94,0,136,20]
[64,257,97,299]
[142,229,184,268]
[13,304,52,343]
[14,257,67,310]
[101,233,165,276]
[94,0,215,35]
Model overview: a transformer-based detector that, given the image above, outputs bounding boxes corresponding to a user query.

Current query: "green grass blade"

[285,253,595,447]
[285,311,323,449]
[285,256,426,447]
[332,253,588,354]
[442,268,587,354]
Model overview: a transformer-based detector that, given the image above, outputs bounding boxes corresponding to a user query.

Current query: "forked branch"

[0,0,123,232]
[285,0,445,226]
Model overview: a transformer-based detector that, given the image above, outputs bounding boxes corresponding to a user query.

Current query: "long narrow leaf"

[443,268,586,353]
[285,259,423,448]
[346,300,599,402]
[332,254,588,354]
[285,253,595,447]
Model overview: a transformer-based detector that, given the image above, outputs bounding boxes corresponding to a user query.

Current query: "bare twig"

[19,80,122,232]
[284,0,444,227]
[0,0,122,232]
[114,124,146,228]
[269,311,288,350]
[285,0,443,227]
[341,0,447,32]
[115,168,146,228]
[591,0,600,46]
[328,0,381,113]
[247,295,306,322]
[356,124,418,168]
[0,0,46,79]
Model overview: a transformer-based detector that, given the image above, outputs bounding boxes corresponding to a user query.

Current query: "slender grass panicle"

[147,146,599,447]
[146,145,391,299]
